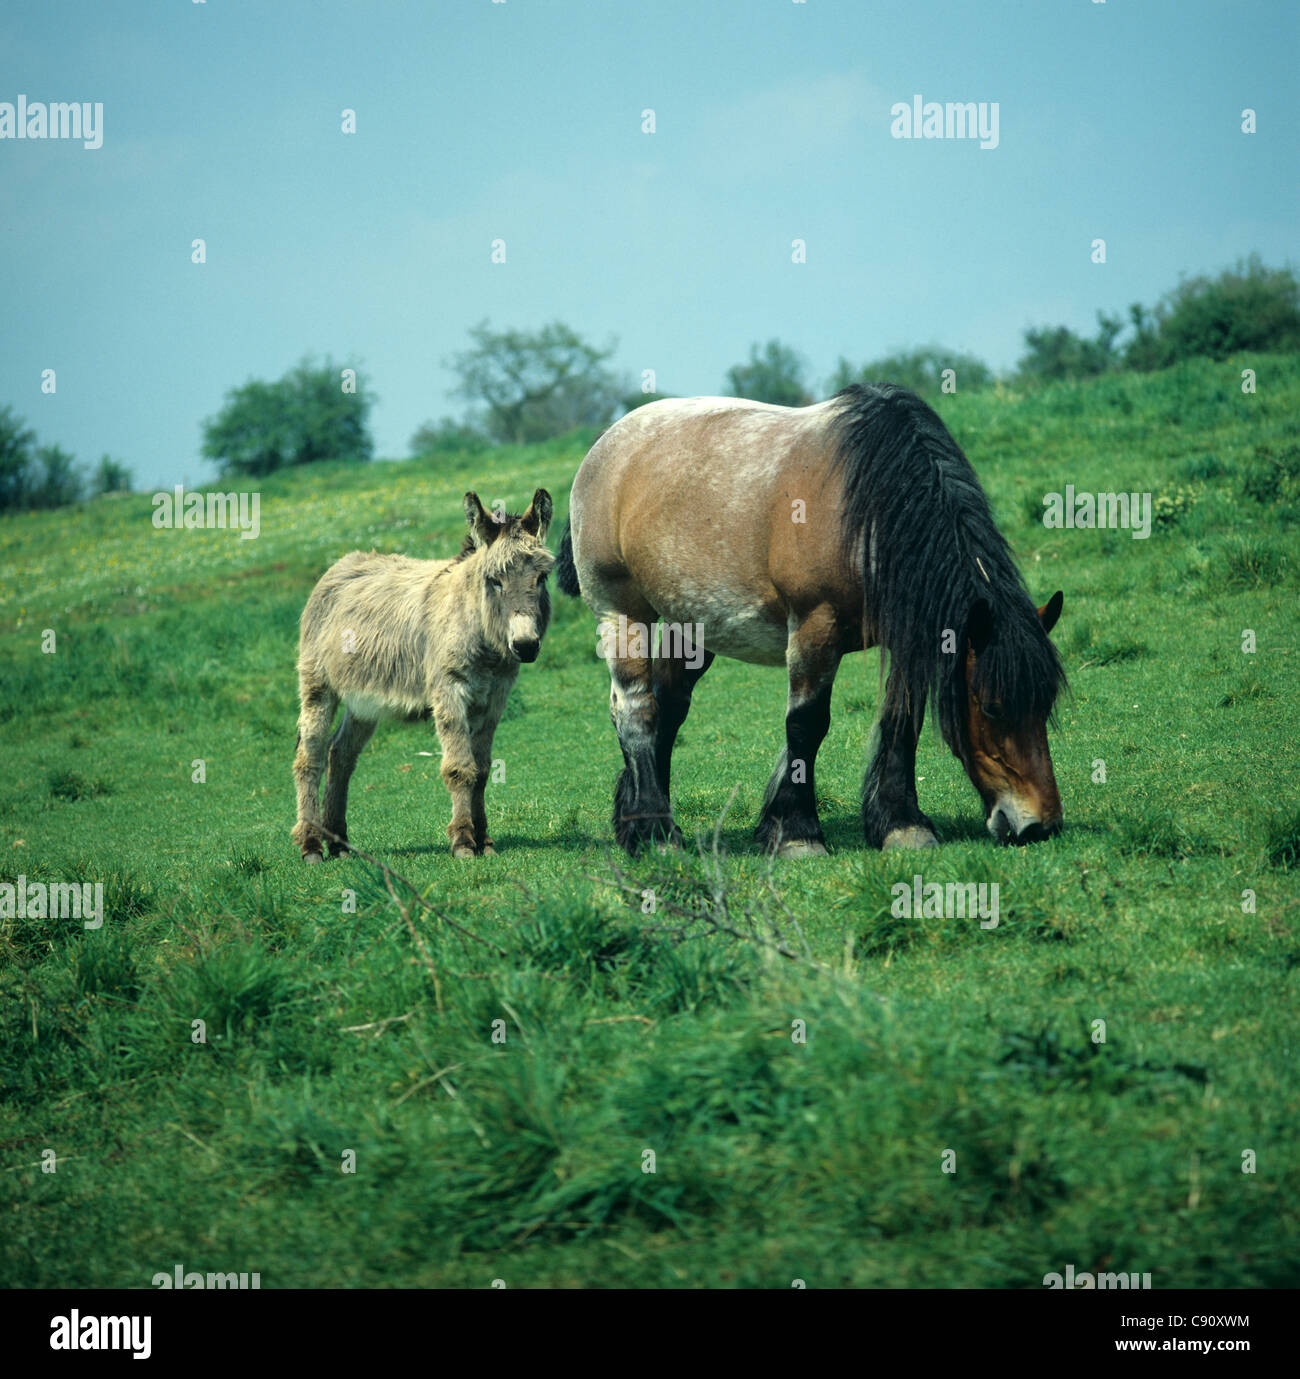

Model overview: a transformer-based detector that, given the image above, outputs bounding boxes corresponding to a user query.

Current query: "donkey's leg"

[322,709,376,857]
[862,686,938,850]
[469,683,511,857]
[469,752,494,856]
[756,606,841,858]
[432,684,480,859]
[292,675,339,863]
[651,648,715,797]
[608,649,678,854]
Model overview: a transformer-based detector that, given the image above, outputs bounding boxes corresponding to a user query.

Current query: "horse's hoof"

[303,851,324,865]
[882,826,939,850]
[776,838,828,859]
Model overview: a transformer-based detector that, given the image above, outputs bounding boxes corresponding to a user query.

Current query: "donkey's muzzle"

[511,638,540,663]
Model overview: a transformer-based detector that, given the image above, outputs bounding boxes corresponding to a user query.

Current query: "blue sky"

[2,0,1296,491]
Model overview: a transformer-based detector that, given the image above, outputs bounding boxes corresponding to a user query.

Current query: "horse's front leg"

[756,605,840,858]
[862,684,938,850]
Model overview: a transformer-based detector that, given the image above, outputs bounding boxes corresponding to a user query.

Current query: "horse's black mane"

[829,383,1065,757]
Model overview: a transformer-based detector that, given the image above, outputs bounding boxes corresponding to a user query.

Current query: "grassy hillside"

[2,356,1298,1287]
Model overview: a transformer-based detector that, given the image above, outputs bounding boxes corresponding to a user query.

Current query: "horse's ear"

[521,488,553,539]
[967,598,994,656]
[464,492,497,547]
[1038,590,1063,635]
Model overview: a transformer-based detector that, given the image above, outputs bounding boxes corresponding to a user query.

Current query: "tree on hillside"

[1017,312,1124,384]
[448,321,624,446]
[829,346,993,397]
[1124,256,1300,369]
[91,454,133,495]
[1014,258,1300,385]
[725,340,812,406]
[409,416,489,458]
[0,408,89,513]
[0,406,37,512]
[31,444,84,508]
[201,357,374,478]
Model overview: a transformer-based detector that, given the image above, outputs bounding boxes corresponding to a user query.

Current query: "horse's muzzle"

[989,809,1061,846]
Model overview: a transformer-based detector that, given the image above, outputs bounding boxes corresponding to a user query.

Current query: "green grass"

[2,357,1298,1288]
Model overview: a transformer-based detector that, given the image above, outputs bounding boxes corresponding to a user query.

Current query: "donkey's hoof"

[451,842,477,860]
[303,851,325,865]
[776,838,828,859]
[882,825,939,850]
[480,841,497,857]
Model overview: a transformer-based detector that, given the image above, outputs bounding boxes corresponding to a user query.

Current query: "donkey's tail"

[555,518,581,597]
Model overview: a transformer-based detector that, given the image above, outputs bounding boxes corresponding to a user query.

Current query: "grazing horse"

[555,385,1065,855]
[292,490,554,862]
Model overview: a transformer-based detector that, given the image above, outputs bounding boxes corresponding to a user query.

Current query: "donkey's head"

[463,490,555,662]
[960,591,1065,845]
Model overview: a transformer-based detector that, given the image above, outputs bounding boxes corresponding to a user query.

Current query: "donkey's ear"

[463,492,498,547]
[967,598,994,656]
[521,488,553,539]
[1038,590,1064,635]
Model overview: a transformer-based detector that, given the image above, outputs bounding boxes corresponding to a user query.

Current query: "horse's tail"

[555,518,581,597]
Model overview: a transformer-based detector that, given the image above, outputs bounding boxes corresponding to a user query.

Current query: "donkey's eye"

[486,577,502,594]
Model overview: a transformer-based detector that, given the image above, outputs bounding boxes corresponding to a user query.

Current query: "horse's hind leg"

[292,674,339,862]
[322,709,376,856]
[862,683,938,850]
[756,605,840,858]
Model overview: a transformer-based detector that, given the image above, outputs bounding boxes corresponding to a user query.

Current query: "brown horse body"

[558,387,1065,855]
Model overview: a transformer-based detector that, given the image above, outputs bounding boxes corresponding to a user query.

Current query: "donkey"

[554,385,1066,855]
[291,490,554,862]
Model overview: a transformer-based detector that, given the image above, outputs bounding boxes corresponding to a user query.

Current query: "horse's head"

[464,489,556,662]
[961,590,1064,845]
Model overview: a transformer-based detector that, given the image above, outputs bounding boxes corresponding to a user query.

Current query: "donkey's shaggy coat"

[292,490,553,861]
